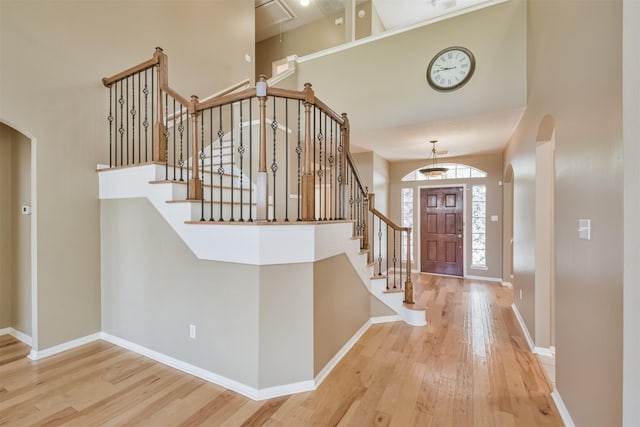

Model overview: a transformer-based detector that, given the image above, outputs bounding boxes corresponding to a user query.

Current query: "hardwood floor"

[0,275,562,426]
[0,335,30,366]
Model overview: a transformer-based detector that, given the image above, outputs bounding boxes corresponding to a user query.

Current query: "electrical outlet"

[189,324,196,339]
[519,289,523,300]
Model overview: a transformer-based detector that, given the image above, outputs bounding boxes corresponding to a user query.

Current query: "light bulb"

[300,0,310,6]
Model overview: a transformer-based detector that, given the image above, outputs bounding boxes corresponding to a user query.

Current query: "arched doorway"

[0,121,36,352]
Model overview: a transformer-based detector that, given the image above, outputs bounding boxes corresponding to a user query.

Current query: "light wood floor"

[0,275,562,426]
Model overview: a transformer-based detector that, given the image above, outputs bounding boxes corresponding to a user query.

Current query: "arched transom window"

[401,163,487,181]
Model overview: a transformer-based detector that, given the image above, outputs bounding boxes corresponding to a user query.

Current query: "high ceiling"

[258,0,524,161]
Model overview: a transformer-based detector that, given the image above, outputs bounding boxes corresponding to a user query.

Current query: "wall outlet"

[519,289,523,300]
[189,324,196,339]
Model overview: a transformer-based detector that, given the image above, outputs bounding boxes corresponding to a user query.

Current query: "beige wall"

[0,0,255,350]
[256,10,345,78]
[352,151,389,214]
[313,253,370,376]
[0,127,12,329]
[355,1,372,40]
[623,1,640,424]
[504,0,623,425]
[259,263,314,388]
[0,124,32,335]
[101,198,262,387]
[389,153,503,279]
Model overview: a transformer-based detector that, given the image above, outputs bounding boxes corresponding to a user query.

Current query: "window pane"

[471,184,487,268]
[470,168,487,178]
[472,217,486,233]
[456,166,471,178]
[472,185,486,201]
[472,233,485,249]
[401,163,488,181]
[401,188,414,261]
[472,201,486,218]
[472,250,486,266]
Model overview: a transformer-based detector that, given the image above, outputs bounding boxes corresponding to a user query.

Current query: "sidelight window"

[471,185,487,268]
[401,188,414,261]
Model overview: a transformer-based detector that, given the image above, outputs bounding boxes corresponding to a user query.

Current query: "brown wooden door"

[420,187,464,276]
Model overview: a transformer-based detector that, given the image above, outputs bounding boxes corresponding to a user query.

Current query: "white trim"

[464,274,503,283]
[510,303,535,352]
[101,333,265,400]
[2,327,33,346]
[28,332,101,360]
[314,320,372,388]
[551,388,576,427]
[370,314,401,324]
[534,346,555,358]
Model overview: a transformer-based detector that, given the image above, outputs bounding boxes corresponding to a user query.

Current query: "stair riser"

[170,184,253,202]
[188,202,256,222]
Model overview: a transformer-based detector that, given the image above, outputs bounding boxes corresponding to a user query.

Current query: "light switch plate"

[578,219,591,240]
[491,215,498,222]
[21,205,31,215]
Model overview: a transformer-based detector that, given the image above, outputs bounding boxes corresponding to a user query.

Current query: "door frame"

[417,183,467,277]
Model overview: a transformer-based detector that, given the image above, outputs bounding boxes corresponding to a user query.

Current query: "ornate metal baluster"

[329,119,334,220]
[178,104,184,182]
[400,230,404,290]
[271,97,279,222]
[238,101,245,222]
[393,229,398,289]
[119,80,124,166]
[249,98,253,223]
[151,67,155,160]
[185,114,190,196]
[125,77,129,165]
[137,73,141,163]
[337,130,343,219]
[313,106,317,220]
[317,111,323,221]
[296,100,302,221]
[230,103,235,222]
[172,98,177,180]
[200,110,205,221]
[130,75,136,164]
[108,85,113,168]
[323,113,328,220]
[218,107,224,221]
[386,225,390,286]
[164,93,169,180]
[378,216,384,281]
[285,98,289,222]
[209,108,214,221]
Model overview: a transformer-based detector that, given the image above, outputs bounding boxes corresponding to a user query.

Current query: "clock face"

[427,46,475,92]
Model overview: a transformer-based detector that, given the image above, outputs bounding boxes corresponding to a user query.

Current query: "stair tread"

[383,287,404,294]
[371,275,388,280]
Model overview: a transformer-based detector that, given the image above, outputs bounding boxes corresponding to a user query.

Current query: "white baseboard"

[101,333,269,400]
[464,274,503,283]
[551,388,576,427]
[534,346,556,358]
[370,314,401,324]
[0,327,33,346]
[28,332,101,360]
[511,303,535,352]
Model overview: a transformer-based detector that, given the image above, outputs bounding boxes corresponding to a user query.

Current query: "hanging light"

[419,140,449,177]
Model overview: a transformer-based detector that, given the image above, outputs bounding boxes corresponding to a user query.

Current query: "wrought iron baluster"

[285,98,289,222]
[379,217,384,281]
[178,104,185,182]
[386,225,390,286]
[108,85,113,168]
[323,113,328,220]
[329,119,334,220]
[337,130,343,219]
[172,98,177,181]
[137,72,141,163]
[249,98,253,222]
[271,97,279,222]
[125,77,129,164]
[200,110,205,221]
[317,111,323,221]
[131,75,136,164]
[296,100,302,221]
[185,114,190,195]
[164,93,169,181]
[119,80,124,166]
[400,230,404,290]
[230,102,235,222]
[393,229,398,289]
[218,107,224,221]
[151,67,155,160]
[238,101,245,222]
[209,108,214,221]
[313,106,317,220]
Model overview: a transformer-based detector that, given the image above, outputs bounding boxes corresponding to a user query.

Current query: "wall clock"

[426,46,476,92]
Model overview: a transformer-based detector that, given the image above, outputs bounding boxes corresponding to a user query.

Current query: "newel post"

[256,75,269,221]
[404,228,415,305]
[189,95,202,200]
[153,47,168,163]
[301,82,316,220]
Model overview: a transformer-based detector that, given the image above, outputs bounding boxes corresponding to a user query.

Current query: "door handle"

[457,234,462,238]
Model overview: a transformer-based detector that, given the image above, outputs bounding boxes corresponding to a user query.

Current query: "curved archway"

[0,119,36,353]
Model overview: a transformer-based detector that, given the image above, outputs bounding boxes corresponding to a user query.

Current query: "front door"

[420,187,464,276]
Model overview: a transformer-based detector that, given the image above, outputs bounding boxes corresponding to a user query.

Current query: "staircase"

[100,48,425,323]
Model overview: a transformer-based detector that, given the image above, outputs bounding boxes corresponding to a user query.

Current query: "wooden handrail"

[162,85,191,108]
[314,97,345,125]
[346,153,367,194]
[368,193,410,232]
[102,47,163,86]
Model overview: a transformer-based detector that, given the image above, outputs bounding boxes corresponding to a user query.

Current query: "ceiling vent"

[255,0,295,27]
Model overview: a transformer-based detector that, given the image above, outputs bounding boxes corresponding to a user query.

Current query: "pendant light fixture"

[419,140,449,177]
